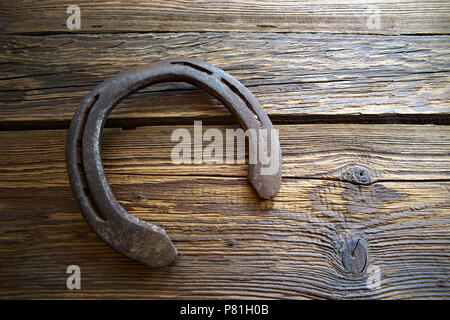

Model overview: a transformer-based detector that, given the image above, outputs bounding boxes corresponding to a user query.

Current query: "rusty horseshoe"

[66,58,282,266]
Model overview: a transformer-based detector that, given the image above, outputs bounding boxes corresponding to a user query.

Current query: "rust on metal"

[66,57,282,267]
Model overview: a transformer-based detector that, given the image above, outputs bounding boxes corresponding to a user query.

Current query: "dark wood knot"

[345,165,373,185]
[340,236,368,275]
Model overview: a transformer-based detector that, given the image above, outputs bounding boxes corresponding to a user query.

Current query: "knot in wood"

[340,236,368,275]
[347,165,372,185]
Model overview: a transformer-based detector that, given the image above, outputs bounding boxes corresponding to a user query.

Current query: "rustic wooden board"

[0,0,449,300]
[1,33,449,128]
[1,124,449,184]
[1,1,449,35]
[0,125,449,299]
[1,177,448,299]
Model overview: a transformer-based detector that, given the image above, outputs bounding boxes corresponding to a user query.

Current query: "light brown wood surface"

[1,33,449,128]
[0,0,449,299]
[0,125,449,298]
[1,1,449,35]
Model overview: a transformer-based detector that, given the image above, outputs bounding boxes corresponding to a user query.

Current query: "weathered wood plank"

[1,33,449,127]
[1,175,449,298]
[1,125,449,298]
[0,1,449,35]
[1,0,448,301]
[0,125,449,186]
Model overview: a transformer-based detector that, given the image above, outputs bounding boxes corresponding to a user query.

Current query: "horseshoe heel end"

[99,220,178,267]
[248,154,282,200]
[248,130,282,200]
[249,170,282,200]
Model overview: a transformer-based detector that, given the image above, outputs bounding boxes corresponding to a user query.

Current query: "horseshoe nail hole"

[171,61,213,75]
[76,139,82,152]
[77,94,98,151]
[87,94,99,111]
[82,186,107,221]
[76,162,87,181]
[220,77,262,128]
[83,94,99,116]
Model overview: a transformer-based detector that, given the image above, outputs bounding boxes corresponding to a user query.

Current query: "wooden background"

[0,1,449,299]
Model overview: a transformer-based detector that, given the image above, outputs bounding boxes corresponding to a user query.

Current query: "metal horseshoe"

[66,57,282,267]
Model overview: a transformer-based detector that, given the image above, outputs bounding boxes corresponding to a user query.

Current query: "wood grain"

[0,1,449,35]
[0,125,449,298]
[0,1,449,300]
[1,33,449,128]
[0,124,449,185]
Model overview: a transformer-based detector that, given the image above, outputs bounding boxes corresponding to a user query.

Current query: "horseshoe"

[66,57,282,267]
